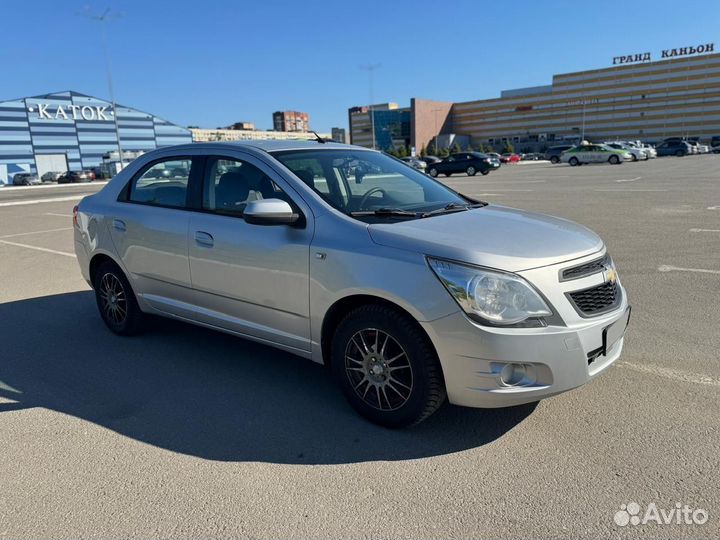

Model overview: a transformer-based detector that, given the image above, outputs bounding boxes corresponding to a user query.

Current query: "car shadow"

[0,291,536,464]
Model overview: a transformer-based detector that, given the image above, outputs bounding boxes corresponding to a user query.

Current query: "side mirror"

[243,199,299,225]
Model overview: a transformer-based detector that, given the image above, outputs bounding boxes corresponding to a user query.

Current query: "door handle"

[194,231,214,247]
[112,219,126,232]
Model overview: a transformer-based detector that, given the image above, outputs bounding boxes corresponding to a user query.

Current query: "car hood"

[367,205,603,272]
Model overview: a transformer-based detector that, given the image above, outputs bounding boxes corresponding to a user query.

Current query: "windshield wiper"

[421,202,485,218]
[349,207,419,218]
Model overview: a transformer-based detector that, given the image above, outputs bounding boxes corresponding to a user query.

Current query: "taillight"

[72,205,79,228]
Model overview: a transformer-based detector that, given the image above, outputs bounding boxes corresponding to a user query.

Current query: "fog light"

[499,363,536,387]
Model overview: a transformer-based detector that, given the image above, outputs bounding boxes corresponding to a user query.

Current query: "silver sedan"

[73,140,629,427]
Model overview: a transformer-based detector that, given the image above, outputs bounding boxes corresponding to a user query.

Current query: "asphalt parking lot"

[1,156,718,539]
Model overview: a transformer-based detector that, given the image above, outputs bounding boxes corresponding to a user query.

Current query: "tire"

[331,304,446,428]
[93,260,145,336]
[609,155,620,165]
[550,156,559,164]
[444,172,452,177]
[466,166,476,176]
[569,157,579,166]
[481,170,489,175]
[675,149,684,157]
[429,167,438,177]
[631,154,638,162]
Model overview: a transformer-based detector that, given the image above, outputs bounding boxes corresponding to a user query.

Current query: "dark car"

[427,152,498,177]
[545,145,574,164]
[655,140,692,157]
[12,172,40,186]
[58,170,94,183]
[421,155,442,165]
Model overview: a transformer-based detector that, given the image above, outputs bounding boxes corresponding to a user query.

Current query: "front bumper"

[420,251,630,408]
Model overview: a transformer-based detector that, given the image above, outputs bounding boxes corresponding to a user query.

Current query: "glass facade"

[0,91,191,184]
[371,109,411,150]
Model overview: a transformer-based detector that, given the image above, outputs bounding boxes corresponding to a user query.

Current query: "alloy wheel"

[344,328,413,411]
[99,272,127,325]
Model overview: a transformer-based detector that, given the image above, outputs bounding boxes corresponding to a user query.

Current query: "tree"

[502,142,514,154]
[451,142,462,154]
[486,145,494,153]
[477,143,486,153]
[419,144,427,157]
[439,147,450,157]
[397,145,409,158]
[465,144,475,152]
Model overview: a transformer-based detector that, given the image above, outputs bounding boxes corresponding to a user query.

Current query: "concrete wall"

[410,98,453,152]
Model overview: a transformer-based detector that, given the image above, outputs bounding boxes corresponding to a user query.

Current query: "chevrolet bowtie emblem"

[604,267,617,283]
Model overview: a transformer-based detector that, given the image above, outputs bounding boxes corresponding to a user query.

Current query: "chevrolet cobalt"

[73,141,630,427]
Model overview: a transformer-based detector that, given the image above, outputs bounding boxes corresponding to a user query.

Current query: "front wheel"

[550,156,560,164]
[609,155,620,165]
[444,172,452,177]
[466,166,476,176]
[93,260,145,335]
[675,149,684,157]
[331,304,446,428]
[481,169,489,175]
[428,167,438,177]
[569,157,579,166]
[631,154,638,162]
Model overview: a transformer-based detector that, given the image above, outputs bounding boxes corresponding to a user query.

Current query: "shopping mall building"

[349,45,720,152]
[0,91,191,184]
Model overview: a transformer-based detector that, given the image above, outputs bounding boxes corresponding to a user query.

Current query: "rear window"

[128,158,192,208]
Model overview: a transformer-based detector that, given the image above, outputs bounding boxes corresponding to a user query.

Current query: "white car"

[561,144,632,165]
[605,142,648,161]
[639,144,657,158]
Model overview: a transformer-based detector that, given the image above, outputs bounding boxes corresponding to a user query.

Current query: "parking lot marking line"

[0,195,84,207]
[708,205,720,210]
[615,176,642,183]
[44,212,72,217]
[0,227,72,239]
[689,228,720,233]
[658,264,720,275]
[0,181,108,192]
[594,188,668,192]
[0,239,74,257]
[618,362,720,388]
[451,179,546,184]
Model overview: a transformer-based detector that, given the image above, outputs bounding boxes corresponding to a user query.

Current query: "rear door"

[109,155,198,314]
[186,152,314,353]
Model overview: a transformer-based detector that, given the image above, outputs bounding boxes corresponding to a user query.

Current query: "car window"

[272,149,466,218]
[129,158,192,208]
[203,157,289,216]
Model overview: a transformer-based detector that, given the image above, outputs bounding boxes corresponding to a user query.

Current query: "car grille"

[561,255,609,281]
[567,280,620,317]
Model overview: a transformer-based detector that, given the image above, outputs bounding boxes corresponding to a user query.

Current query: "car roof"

[195,139,357,152]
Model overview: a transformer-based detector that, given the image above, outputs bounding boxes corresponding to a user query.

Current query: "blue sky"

[2,0,719,132]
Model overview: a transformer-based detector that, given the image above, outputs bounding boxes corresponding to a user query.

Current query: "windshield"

[271,149,469,220]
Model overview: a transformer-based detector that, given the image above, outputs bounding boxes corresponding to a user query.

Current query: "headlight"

[427,257,552,326]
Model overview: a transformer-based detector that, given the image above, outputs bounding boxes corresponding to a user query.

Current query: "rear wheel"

[550,156,560,164]
[481,169,490,176]
[609,155,620,165]
[569,157,579,166]
[331,304,446,428]
[429,167,438,177]
[631,154,638,162]
[675,149,684,157]
[93,260,145,335]
[466,166,476,176]
[444,172,452,177]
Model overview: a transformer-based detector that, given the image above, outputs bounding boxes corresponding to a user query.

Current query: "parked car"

[655,140,692,157]
[500,153,521,164]
[520,153,542,161]
[428,152,499,177]
[73,140,629,427]
[421,155,442,166]
[605,142,648,161]
[41,171,64,182]
[710,136,720,148]
[58,170,94,183]
[545,145,574,164]
[561,144,631,165]
[12,172,40,186]
[638,143,657,159]
[400,157,427,171]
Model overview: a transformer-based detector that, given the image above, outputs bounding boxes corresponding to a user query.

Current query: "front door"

[187,153,314,353]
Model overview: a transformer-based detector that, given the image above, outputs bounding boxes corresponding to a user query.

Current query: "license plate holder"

[603,306,631,355]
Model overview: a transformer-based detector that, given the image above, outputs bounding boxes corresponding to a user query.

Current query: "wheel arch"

[88,251,127,288]
[320,294,439,369]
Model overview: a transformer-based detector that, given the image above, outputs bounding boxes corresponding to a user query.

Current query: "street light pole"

[80,7,124,168]
[360,64,381,150]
